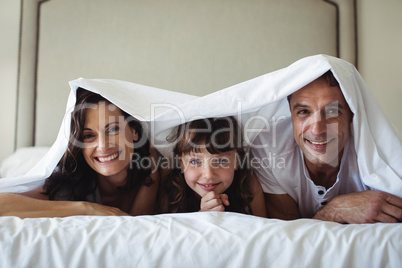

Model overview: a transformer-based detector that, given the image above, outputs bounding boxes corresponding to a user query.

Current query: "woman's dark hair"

[43,88,152,201]
[160,116,254,214]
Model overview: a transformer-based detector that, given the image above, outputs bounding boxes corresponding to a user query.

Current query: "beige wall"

[33,0,337,146]
[0,0,20,163]
[357,0,402,136]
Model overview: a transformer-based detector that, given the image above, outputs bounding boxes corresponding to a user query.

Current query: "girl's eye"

[190,159,201,165]
[211,158,229,166]
[217,158,229,164]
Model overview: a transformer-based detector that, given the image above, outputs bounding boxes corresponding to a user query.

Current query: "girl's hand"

[200,191,230,212]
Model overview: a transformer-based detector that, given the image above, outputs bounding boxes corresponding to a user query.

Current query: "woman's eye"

[107,126,120,133]
[82,133,94,141]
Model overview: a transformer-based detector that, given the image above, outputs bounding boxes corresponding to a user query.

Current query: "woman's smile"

[82,102,138,179]
[95,152,120,163]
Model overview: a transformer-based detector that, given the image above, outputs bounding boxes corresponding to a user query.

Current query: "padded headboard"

[16,0,357,148]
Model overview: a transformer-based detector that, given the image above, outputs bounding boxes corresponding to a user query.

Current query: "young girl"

[159,116,267,217]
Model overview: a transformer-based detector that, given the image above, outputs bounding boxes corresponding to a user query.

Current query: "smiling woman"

[81,95,140,183]
[0,89,161,218]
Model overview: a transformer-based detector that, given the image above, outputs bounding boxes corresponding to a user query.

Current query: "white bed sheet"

[0,147,50,178]
[1,212,401,268]
[2,55,402,196]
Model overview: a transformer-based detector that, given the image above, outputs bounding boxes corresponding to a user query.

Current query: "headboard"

[16,0,357,149]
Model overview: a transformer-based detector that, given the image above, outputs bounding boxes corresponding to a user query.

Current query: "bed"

[1,0,401,267]
[1,213,401,267]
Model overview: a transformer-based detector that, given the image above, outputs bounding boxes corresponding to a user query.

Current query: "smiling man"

[289,73,352,190]
[251,71,402,224]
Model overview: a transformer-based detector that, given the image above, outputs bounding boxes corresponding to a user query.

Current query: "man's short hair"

[287,70,339,102]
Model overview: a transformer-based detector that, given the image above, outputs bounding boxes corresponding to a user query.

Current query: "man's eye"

[326,108,340,118]
[297,109,309,116]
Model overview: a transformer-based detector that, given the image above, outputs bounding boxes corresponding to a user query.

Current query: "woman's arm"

[249,175,268,218]
[0,186,129,218]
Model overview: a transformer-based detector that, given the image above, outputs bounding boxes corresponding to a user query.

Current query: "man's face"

[289,77,353,169]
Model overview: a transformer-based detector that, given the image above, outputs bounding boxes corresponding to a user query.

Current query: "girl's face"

[81,102,138,183]
[180,147,237,197]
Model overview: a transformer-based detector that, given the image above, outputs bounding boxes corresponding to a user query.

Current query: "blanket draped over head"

[1,55,401,197]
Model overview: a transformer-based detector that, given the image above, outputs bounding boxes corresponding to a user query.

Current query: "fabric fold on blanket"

[151,54,402,196]
[1,54,401,196]
[1,212,401,267]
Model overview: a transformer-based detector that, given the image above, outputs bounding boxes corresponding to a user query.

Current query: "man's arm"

[313,190,402,223]
[264,193,300,220]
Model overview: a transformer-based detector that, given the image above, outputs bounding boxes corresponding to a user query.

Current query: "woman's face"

[81,102,138,183]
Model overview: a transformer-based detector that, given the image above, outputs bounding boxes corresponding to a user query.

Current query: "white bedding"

[0,147,50,178]
[1,212,401,268]
[2,55,402,196]
[1,55,401,268]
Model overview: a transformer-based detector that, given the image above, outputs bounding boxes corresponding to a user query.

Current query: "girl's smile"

[197,182,221,191]
[180,148,237,197]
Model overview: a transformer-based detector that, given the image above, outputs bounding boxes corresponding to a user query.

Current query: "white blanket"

[0,54,401,196]
[0,212,401,268]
